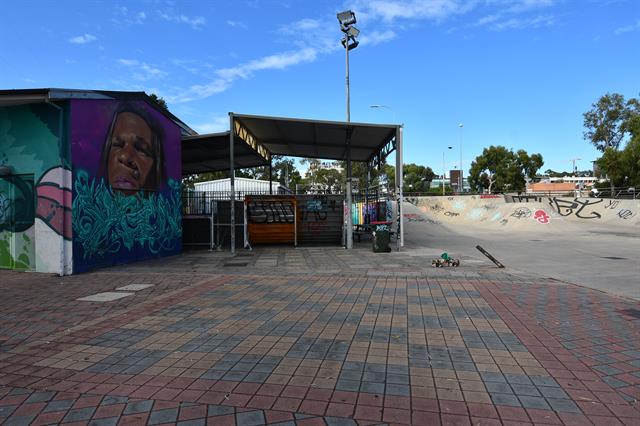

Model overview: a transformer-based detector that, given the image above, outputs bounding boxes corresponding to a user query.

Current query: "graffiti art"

[533,209,550,224]
[71,100,182,272]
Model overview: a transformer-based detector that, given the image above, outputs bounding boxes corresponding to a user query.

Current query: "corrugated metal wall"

[297,194,343,245]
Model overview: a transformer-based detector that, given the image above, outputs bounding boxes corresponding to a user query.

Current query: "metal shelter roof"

[182,132,269,175]
[232,113,399,163]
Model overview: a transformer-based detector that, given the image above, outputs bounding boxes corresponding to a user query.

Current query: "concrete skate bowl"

[405,195,640,235]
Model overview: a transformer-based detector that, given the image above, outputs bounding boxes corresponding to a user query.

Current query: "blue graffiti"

[72,170,181,259]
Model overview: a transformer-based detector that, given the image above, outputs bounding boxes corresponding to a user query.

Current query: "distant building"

[548,176,603,185]
[193,177,289,194]
[528,182,576,193]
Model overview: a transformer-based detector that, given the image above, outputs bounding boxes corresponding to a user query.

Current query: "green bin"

[371,221,392,253]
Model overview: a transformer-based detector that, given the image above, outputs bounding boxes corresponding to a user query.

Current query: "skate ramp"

[402,196,640,300]
[407,195,639,233]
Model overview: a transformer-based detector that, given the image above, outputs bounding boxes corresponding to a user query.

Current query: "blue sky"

[1,0,639,175]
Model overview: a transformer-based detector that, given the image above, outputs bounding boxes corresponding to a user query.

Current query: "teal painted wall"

[0,103,72,273]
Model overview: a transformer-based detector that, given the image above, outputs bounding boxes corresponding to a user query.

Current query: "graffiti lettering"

[444,211,460,217]
[247,200,295,223]
[618,209,635,220]
[533,209,550,224]
[507,195,542,203]
[430,204,444,214]
[549,197,602,219]
[72,171,181,258]
[404,213,425,222]
[500,219,509,226]
[605,200,620,210]
[510,207,532,219]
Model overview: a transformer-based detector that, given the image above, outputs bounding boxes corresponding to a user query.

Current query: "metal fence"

[402,186,639,200]
[183,186,391,216]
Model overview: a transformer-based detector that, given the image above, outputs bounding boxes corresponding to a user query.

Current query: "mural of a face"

[107,111,156,194]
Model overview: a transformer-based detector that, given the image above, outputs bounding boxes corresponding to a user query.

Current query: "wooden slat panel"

[246,196,296,245]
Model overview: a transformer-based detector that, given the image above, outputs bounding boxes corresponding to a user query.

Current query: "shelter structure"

[181,113,403,253]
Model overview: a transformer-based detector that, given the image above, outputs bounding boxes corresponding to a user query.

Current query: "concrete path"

[1,246,639,425]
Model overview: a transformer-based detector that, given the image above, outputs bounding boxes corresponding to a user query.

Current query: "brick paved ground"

[1,247,639,425]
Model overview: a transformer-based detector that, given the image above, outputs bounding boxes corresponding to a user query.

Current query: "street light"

[337,9,359,249]
[443,146,452,196]
[458,123,464,192]
[569,157,581,174]
[369,104,397,123]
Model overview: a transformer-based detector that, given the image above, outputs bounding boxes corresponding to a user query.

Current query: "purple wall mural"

[71,100,182,272]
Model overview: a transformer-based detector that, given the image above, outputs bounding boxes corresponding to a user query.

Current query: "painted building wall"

[70,100,182,273]
[0,103,72,274]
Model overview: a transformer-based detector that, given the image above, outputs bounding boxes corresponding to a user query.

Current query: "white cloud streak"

[165,0,562,103]
[69,34,97,44]
[118,59,167,81]
[615,19,640,34]
[159,12,206,29]
[192,116,230,134]
[227,20,248,29]
[169,48,318,103]
[112,6,146,25]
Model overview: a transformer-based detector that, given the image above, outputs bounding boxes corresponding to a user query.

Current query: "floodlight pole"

[459,123,464,192]
[345,34,354,249]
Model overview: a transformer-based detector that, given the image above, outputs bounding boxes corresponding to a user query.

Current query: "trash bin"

[371,221,392,253]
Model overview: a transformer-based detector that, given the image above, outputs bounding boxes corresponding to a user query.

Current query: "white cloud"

[362,30,397,45]
[615,19,640,34]
[69,34,97,44]
[192,116,229,134]
[474,14,500,26]
[491,14,554,30]
[166,0,562,104]
[112,6,147,25]
[168,48,318,103]
[118,58,167,81]
[227,20,248,29]
[159,12,206,29]
[354,0,474,23]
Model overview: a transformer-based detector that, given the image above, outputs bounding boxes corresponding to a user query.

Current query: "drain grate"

[600,256,628,260]
[224,261,249,267]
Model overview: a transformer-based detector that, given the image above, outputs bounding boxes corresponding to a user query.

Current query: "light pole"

[458,123,464,192]
[337,10,359,249]
[443,146,452,196]
[569,158,581,175]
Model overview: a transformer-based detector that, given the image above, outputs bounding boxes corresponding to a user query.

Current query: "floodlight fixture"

[337,10,356,29]
[341,36,359,50]
[346,26,360,38]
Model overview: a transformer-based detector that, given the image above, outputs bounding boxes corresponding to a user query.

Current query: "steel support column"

[269,157,273,195]
[229,113,235,254]
[395,126,404,249]
[346,130,353,249]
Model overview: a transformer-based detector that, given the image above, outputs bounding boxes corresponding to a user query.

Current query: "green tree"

[585,93,640,192]
[596,148,626,188]
[583,93,628,152]
[469,146,544,193]
[623,136,640,187]
[402,163,436,193]
[148,93,169,111]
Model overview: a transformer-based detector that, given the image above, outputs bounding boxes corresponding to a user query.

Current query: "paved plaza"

[1,246,639,425]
